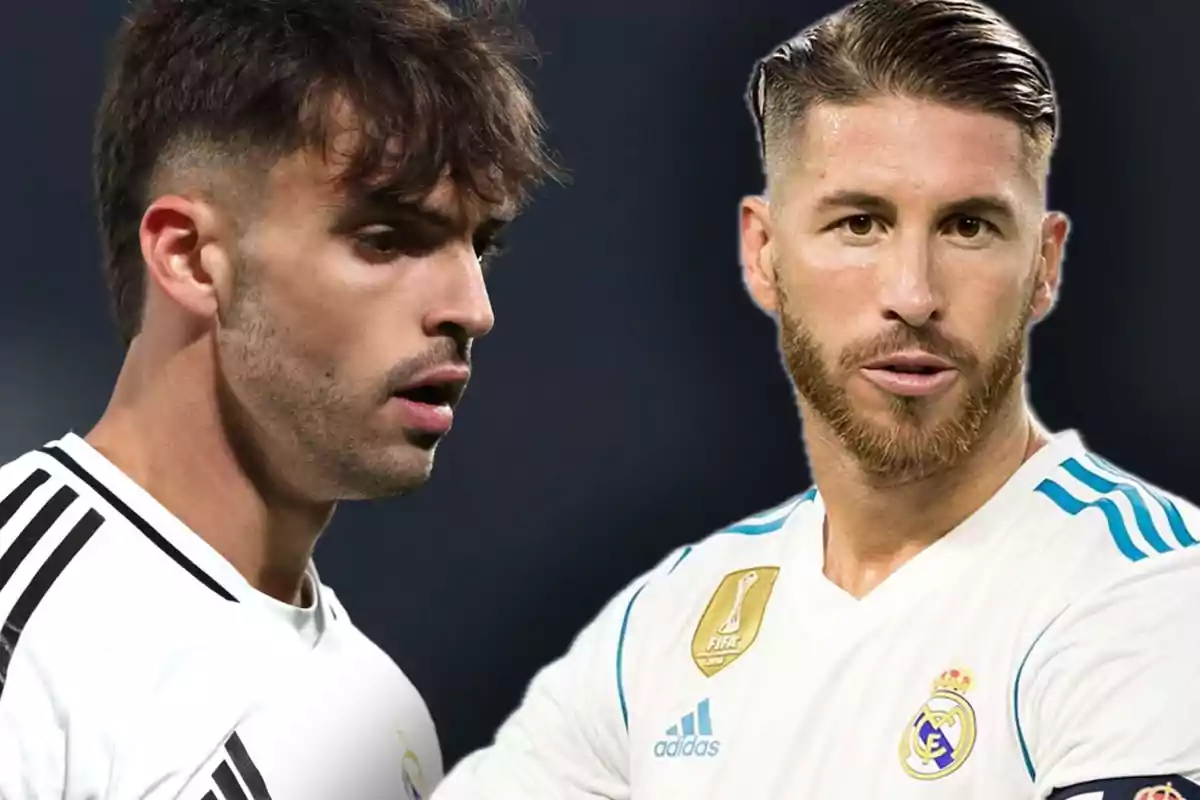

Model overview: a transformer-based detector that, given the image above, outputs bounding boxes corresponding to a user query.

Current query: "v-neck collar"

[780,430,1086,622]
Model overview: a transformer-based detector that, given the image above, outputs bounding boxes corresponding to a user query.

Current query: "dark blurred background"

[2,0,1197,769]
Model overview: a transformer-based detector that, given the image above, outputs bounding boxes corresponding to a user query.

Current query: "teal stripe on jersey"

[723,488,816,535]
[1013,610,1068,782]
[1035,479,1146,562]
[1087,453,1197,548]
[668,546,693,574]
[616,583,647,730]
[1061,458,1171,554]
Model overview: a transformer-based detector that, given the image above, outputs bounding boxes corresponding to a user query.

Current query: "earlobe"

[740,196,779,314]
[1031,211,1069,322]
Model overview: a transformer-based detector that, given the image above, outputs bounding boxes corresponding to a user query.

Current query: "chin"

[329,442,439,501]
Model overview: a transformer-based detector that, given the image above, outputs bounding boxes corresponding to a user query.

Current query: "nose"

[877,231,943,327]
[423,243,496,344]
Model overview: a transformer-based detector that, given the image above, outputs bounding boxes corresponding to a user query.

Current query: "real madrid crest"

[691,566,780,677]
[899,667,977,780]
[396,732,425,800]
[1134,783,1186,800]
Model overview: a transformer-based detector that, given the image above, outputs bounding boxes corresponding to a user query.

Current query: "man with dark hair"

[0,0,552,798]
[436,1,1200,797]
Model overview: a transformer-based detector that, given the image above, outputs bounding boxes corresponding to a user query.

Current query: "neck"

[86,333,333,605]
[807,393,1047,599]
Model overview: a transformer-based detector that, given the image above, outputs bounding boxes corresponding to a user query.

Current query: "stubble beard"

[214,257,434,503]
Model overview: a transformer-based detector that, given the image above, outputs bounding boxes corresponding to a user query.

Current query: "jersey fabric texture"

[436,431,1200,799]
[0,433,441,800]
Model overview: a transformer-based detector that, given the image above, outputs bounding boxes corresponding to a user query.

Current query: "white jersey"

[0,433,441,800]
[437,431,1200,799]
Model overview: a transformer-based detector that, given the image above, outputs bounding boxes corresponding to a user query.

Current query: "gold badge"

[899,668,977,780]
[691,566,780,677]
[1135,783,1185,800]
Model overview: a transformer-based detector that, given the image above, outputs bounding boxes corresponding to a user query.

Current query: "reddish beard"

[777,288,1031,484]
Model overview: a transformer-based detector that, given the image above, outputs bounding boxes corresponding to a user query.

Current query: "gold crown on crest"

[933,668,973,695]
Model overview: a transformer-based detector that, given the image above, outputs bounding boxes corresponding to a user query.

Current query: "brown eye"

[954,216,984,238]
[845,215,874,236]
[351,226,440,263]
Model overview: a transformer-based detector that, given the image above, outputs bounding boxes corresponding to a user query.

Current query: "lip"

[860,350,955,371]
[389,395,456,434]
[388,364,471,434]
[860,367,959,397]
[396,365,471,394]
[858,351,959,398]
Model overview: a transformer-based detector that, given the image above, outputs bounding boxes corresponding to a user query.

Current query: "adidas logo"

[653,699,721,758]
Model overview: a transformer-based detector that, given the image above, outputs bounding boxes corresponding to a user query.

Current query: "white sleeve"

[1016,548,1200,798]
[434,549,686,800]
[0,458,66,799]
[0,655,64,799]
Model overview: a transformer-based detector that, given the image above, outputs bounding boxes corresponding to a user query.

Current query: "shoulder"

[620,488,813,625]
[1013,446,1200,687]
[0,438,249,723]
[616,490,813,662]
[1014,539,1200,790]
[1024,447,1200,597]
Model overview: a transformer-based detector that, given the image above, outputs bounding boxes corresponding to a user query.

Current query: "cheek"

[939,252,1036,353]
[248,236,391,350]
[780,241,879,342]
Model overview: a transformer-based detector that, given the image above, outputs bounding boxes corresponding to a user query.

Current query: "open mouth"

[389,376,467,435]
[395,383,457,407]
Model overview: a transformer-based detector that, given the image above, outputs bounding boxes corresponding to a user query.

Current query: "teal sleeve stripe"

[1061,458,1172,554]
[1035,478,1146,562]
[616,583,647,731]
[723,488,817,536]
[1013,611,1066,782]
[668,545,693,574]
[1086,453,1197,548]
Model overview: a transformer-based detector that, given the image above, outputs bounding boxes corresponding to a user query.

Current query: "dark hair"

[94,0,556,345]
[747,0,1056,174]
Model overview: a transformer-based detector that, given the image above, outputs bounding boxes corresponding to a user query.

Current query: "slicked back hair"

[94,0,556,345]
[747,0,1056,184]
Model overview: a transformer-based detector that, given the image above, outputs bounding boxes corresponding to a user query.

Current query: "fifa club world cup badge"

[691,567,780,678]
[1134,783,1186,800]
[899,668,977,780]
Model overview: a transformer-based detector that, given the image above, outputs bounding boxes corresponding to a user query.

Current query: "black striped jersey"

[436,431,1200,799]
[0,433,441,800]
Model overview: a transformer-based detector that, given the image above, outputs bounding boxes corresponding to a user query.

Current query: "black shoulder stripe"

[40,446,237,603]
[0,507,103,700]
[212,761,250,800]
[206,733,274,800]
[0,485,77,595]
[226,732,273,800]
[0,469,51,531]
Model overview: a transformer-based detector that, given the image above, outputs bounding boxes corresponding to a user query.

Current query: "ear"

[1030,211,1069,322]
[139,195,233,326]
[740,195,779,315]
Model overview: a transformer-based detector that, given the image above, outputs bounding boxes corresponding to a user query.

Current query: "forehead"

[786,96,1037,205]
[260,147,511,225]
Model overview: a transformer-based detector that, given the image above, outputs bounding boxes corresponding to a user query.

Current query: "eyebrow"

[336,191,513,237]
[815,191,1018,226]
